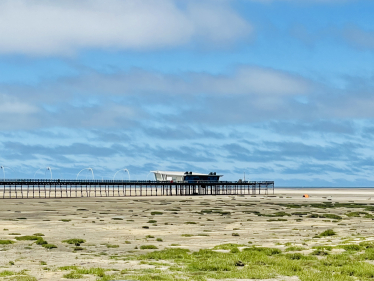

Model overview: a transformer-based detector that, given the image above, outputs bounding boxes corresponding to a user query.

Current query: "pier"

[0,179,274,199]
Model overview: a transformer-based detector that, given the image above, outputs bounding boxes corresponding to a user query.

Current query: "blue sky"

[0,0,373,186]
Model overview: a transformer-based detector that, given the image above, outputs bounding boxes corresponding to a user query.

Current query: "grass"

[292,212,309,215]
[140,245,158,249]
[285,246,307,252]
[319,229,337,237]
[59,219,71,222]
[0,240,14,245]
[62,238,86,244]
[41,216,370,278]
[308,214,343,220]
[261,211,291,217]
[123,243,374,280]
[15,236,40,241]
[63,272,83,279]
[14,235,56,249]
[346,211,374,218]
[5,200,374,281]
[0,271,16,277]
[337,244,362,251]
[213,243,246,250]
[311,249,330,255]
[313,245,333,251]
[35,239,47,245]
[150,212,163,215]
[42,244,57,249]
[0,270,37,281]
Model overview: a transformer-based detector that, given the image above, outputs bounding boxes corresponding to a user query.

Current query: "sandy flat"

[0,188,374,280]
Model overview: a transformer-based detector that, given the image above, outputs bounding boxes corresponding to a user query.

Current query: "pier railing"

[0,180,274,199]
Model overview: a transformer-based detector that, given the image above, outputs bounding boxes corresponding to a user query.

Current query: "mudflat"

[1,188,374,281]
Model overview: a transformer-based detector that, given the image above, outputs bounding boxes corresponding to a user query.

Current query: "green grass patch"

[213,243,246,250]
[42,244,57,249]
[285,246,306,252]
[0,270,16,277]
[62,238,86,245]
[62,272,83,279]
[308,213,342,220]
[312,245,333,251]
[15,236,40,241]
[0,240,14,245]
[318,229,337,237]
[140,245,158,249]
[291,212,309,216]
[337,244,362,252]
[64,241,374,281]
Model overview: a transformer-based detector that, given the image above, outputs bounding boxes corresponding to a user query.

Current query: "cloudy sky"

[0,0,373,186]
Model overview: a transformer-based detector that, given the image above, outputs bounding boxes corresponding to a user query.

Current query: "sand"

[0,188,374,280]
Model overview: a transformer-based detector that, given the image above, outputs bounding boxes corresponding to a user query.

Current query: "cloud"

[0,94,38,114]
[265,120,357,136]
[288,24,374,52]
[142,126,225,140]
[1,63,373,131]
[0,65,314,129]
[54,66,310,97]
[343,25,374,50]
[222,141,362,163]
[2,64,374,130]
[0,0,252,56]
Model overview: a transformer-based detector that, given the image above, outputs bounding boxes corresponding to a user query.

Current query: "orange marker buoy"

[303,194,309,198]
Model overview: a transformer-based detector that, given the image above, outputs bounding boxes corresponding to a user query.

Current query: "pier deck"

[0,179,274,199]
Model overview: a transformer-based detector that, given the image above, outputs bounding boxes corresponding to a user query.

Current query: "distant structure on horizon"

[151,171,222,183]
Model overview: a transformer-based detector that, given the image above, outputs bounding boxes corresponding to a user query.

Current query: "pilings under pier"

[0,180,274,199]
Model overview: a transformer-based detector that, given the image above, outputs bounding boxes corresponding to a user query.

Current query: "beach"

[1,188,374,280]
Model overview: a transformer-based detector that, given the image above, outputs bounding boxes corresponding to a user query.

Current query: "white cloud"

[0,66,313,129]
[0,0,252,56]
[0,94,38,114]
[56,66,311,97]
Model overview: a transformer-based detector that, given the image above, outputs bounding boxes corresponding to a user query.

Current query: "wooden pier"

[0,179,274,199]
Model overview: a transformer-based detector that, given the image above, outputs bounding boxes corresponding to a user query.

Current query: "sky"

[0,0,373,186]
